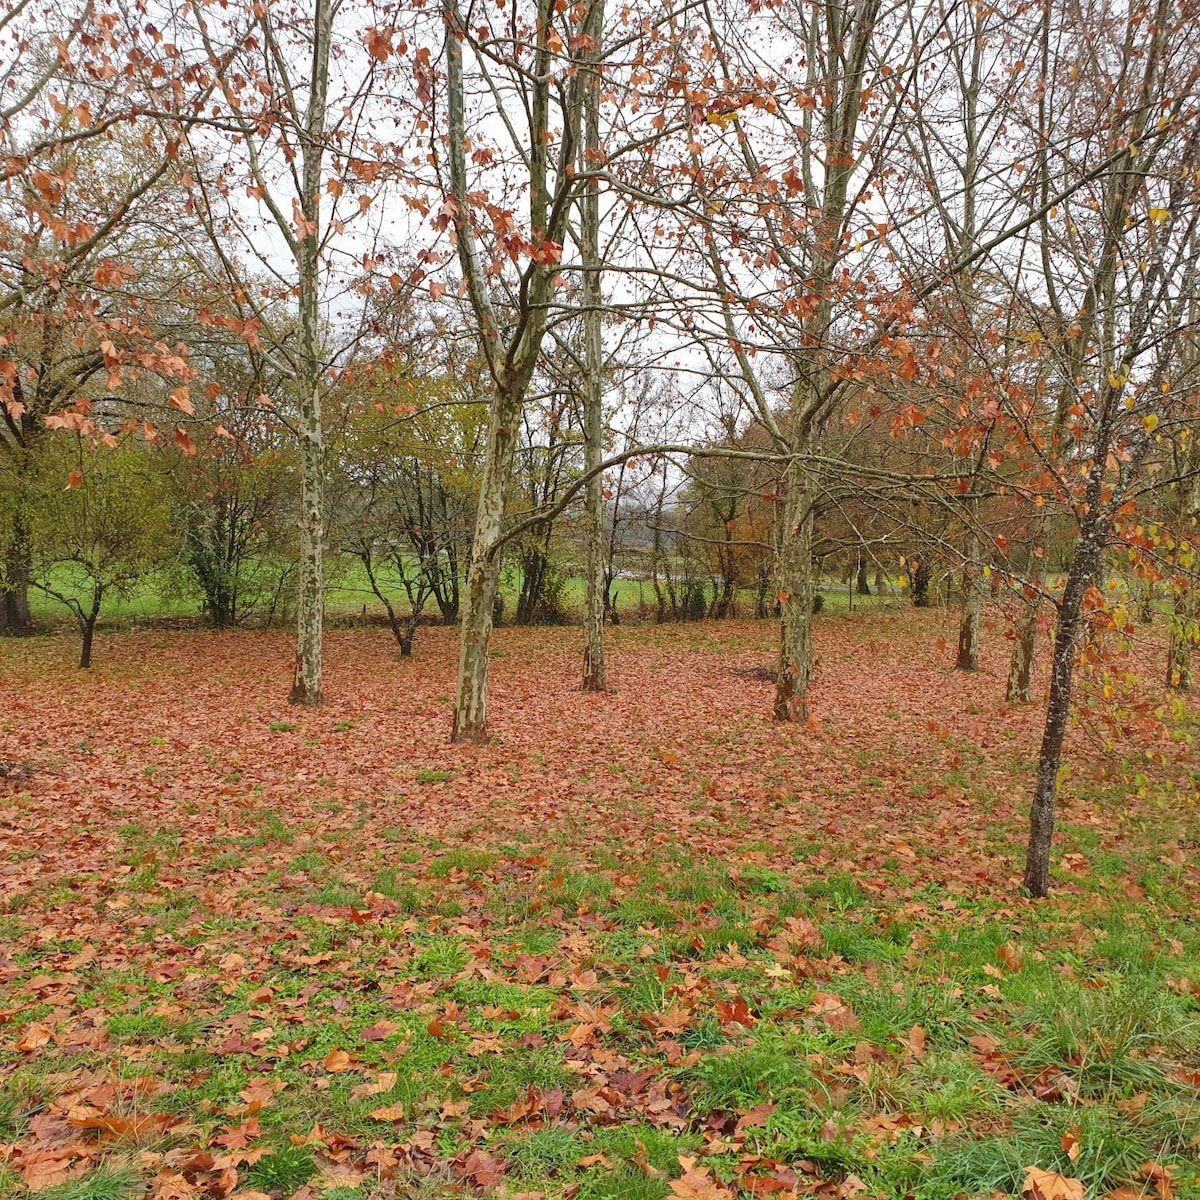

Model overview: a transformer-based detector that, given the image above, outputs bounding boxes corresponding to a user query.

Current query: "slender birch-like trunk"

[288,0,332,705]
[580,5,607,693]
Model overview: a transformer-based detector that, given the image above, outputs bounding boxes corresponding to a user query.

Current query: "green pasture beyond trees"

[25,563,903,629]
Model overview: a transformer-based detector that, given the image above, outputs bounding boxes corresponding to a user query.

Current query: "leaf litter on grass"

[1,613,1198,1200]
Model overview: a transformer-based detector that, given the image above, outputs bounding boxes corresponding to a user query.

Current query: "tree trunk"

[1,585,30,632]
[1,511,33,633]
[856,553,870,596]
[1165,471,1198,688]
[78,590,102,670]
[453,557,502,741]
[516,545,548,625]
[1008,522,1047,702]
[451,386,523,742]
[289,421,324,703]
[1138,580,1158,624]
[774,461,816,723]
[956,535,981,670]
[1006,590,1039,702]
[1023,524,1104,897]
[580,3,606,692]
[287,0,331,707]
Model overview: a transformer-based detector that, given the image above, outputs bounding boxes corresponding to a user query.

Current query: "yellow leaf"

[1149,206,1169,224]
[1142,413,1159,433]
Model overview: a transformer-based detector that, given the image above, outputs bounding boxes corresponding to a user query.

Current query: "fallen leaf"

[323,1048,354,1073]
[1023,1165,1085,1200]
[366,1105,405,1122]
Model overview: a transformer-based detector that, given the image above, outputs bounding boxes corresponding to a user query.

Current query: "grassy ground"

[26,561,901,629]
[1,613,1197,1200]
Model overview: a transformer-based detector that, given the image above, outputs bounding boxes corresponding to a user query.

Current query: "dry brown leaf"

[322,1048,353,1073]
[1023,1165,1086,1200]
[668,1156,734,1200]
[348,1072,397,1101]
[366,1105,405,1122]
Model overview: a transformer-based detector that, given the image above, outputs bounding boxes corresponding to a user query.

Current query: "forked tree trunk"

[78,590,102,669]
[452,387,523,741]
[444,0,598,739]
[1024,523,1105,897]
[774,461,816,723]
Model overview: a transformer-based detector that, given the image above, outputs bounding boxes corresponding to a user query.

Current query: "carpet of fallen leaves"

[1,609,1198,1200]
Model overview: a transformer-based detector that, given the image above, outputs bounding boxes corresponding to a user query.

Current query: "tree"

[336,379,482,655]
[25,436,176,667]
[160,0,403,703]
[1002,0,1200,897]
[440,0,606,740]
[0,124,189,631]
[646,0,926,722]
[578,10,607,690]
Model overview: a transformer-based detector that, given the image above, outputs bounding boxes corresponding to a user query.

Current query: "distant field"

[25,561,905,630]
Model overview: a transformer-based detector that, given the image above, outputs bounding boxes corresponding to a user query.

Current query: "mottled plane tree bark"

[442,0,606,740]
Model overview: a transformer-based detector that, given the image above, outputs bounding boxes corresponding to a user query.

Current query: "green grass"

[3,616,1198,1200]
[25,558,905,630]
